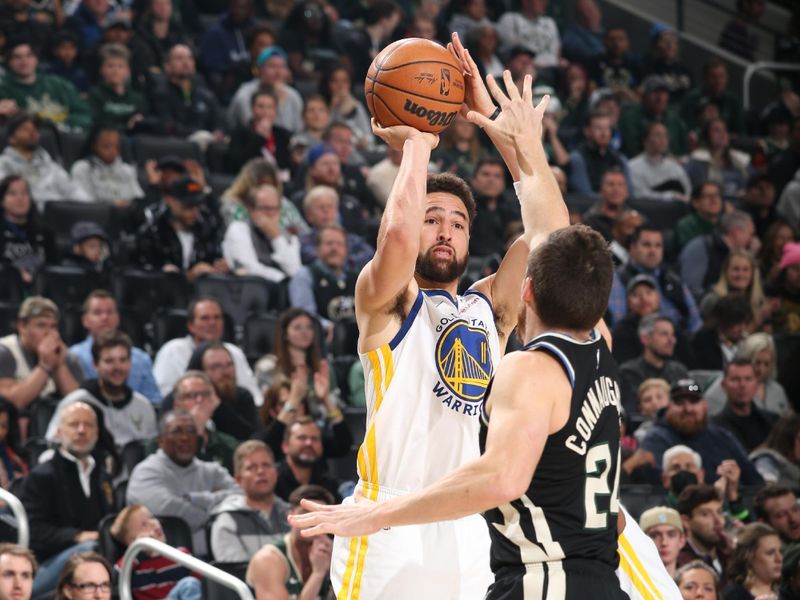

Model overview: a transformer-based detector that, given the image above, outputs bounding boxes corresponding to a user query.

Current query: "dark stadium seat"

[121,440,148,476]
[0,303,19,337]
[330,318,359,357]
[343,407,367,446]
[241,313,277,364]
[21,438,49,468]
[28,397,59,440]
[194,274,278,327]
[628,198,689,232]
[113,270,191,320]
[59,131,88,168]
[33,265,109,312]
[59,307,86,346]
[132,135,204,167]
[156,515,194,554]
[203,562,250,600]
[42,201,121,256]
[98,513,126,564]
[620,484,664,521]
[0,266,24,304]
[564,193,595,215]
[118,308,148,350]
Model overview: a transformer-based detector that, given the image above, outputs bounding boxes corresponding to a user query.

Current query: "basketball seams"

[365,77,464,106]
[372,93,405,127]
[375,59,462,72]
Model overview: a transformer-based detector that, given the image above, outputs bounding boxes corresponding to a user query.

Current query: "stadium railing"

[0,487,29,548]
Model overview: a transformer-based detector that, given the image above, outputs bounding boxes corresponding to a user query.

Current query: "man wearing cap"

[618,74,688,158]
[0,297,84,411]
[228,45,303,133]
[640,506,686,577]
[152,44,225,141]
[0,113,90,205]
[639,378,764,487]
[618,313,689,417]
[134,176,228,282]
[63,221,110,273]
[0,40,92,130]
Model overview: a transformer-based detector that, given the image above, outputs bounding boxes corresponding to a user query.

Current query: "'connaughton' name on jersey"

[565,375,621,456]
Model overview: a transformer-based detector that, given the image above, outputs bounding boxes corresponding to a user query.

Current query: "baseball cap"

[642,75,669,94]
[165,176,205,206]
[670,378,702,401]
[778,242,800,271]
[626,274,657,294]
[306,143,337,167]
[639,506,684,533]
[505,45,536,62]
[156,155,187,173]
[104,14,132,30]
[256,46,288,68]
[71,221,109,245]
[18,296,59,321]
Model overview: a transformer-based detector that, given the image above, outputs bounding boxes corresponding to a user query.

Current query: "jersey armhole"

[463,288,493,312]
[527,342,576,388]
[388,291,424,350]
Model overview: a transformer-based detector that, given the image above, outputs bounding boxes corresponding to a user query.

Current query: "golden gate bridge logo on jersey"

[433,320,492,415]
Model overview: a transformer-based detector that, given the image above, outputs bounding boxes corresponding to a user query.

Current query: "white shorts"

[331,483,493,600]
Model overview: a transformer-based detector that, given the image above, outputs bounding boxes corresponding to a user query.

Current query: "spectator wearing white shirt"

[629,122,692,202]
[153,297,260,402]
[496,0,561,70]
[223,184,301,284]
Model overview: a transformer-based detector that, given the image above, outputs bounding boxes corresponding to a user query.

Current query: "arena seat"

[330,354,358,405]
[121,440,148,476]
[59,306,86,346]
[132,135,204,167]
[194,274,278,327]
[28,397,59,440]
[42,201,121,256]
[620,484,664,521]
[112,269,191,321]
[98,513,126,564]
[33,265,109,312]
[0,266,24,304]
[628,198,689,232]
[330,318,359,357]
[59,130,88,168]
[241,313,277,364]
[0,303,19,337]
[156,515,194,554]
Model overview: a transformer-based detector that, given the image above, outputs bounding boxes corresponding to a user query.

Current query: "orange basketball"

[364,38,465,134]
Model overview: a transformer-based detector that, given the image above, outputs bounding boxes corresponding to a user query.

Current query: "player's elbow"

[491,472,528,505]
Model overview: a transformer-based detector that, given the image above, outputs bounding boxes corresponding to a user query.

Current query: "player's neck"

[524,316,592,345]
[414,275,459,299]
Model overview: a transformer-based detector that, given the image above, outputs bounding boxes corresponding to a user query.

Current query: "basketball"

[364,38,466,134]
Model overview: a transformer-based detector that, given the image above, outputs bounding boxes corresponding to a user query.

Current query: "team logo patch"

[435,320,492,401]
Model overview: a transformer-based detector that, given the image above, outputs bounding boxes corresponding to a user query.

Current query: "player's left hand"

[290,491,382,538]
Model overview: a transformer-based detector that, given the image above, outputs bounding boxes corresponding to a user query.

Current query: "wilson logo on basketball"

[440,68,451,96]
[403,99,457,127]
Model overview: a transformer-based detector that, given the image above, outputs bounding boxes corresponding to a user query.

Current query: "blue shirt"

[70,337,161,405]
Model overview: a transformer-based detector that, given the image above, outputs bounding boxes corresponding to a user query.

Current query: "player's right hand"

[371,119,438,151]
[447,32,495,119]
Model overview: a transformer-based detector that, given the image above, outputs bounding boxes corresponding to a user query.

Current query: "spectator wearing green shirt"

[0,40,91,131]
[618,75,688,159]
[681,59,745,136]
[674,182,724,251]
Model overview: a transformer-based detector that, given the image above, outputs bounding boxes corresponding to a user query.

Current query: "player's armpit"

[483,351,570,500]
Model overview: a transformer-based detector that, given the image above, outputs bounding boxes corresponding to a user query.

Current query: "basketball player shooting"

[313,35,574,600]
[291,71,640,599]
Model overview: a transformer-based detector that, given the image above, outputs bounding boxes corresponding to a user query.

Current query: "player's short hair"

[426,173,476,226]
[526,225,613,331]
[676,484,720,517]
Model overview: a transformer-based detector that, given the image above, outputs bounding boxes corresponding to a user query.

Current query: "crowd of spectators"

[0,0,799,597]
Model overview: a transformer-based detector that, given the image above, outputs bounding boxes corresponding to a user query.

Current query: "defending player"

[323,39,569,600]
[292,77,629,598]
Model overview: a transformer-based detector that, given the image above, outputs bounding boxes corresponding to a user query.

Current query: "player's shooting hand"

[447,32,494,119]
[371,119,438,151]
[291,493,382,539]
[465,71,547,177]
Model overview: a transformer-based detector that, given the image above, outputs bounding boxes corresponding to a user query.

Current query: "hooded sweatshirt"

[208,493,290,562]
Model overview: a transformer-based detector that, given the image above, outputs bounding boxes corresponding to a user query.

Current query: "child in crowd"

[63,221,112,274]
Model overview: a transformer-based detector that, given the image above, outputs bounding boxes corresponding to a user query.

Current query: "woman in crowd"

[629,122,692,202]
[320,65,373,150]
[722,523,783,600]
[766,241,800,335]
[222,183,301,284]
[699,250,777,329]
[758,219,795,282]
[291,94,332,151]
[110,504,200,600]
[749,412,800,487]
[220,158,308,232]
[0,175,56,285]
[55,553,113,600]
[675,560,719,600]
[684,118,752,200]
[70,126,144,207]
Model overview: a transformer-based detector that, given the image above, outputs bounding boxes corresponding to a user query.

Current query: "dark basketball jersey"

[480,330,622,580]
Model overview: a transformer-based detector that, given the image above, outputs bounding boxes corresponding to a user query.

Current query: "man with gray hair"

[0,297,83,411]
[209,440,290,562]
[679,210,758,299]
[618,314,688,417]
[127,409,239,555]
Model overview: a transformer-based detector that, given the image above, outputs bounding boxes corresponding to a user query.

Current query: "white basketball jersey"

[356,288,500,497]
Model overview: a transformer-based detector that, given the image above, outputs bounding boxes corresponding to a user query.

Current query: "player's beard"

[415,244,468,284]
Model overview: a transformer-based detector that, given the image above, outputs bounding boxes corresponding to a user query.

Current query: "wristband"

[38,363,54,375]
[489,106,501,121]
[327,408,343,420]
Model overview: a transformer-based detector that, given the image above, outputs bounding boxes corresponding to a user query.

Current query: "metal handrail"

[118,538,254,600]
[743,62,800,110]
[0,487,29,548]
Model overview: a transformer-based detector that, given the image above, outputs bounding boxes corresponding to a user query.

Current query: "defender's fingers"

[485,74,510,106]
[465,110,494,130]
[503,70,520,102]
[522,74,533,105]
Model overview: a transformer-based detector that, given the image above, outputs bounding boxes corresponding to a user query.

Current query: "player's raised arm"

[355,122,438,316]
